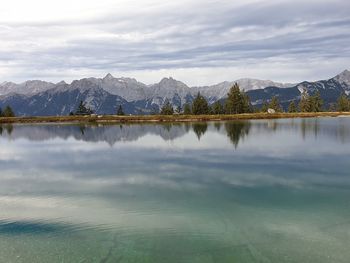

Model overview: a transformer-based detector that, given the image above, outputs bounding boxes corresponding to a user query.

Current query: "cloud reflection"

[0,118,350,261]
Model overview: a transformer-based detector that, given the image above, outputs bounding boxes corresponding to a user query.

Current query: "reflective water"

[0,118,350,262]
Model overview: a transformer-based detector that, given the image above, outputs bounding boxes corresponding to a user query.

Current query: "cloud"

[0,0,349,85]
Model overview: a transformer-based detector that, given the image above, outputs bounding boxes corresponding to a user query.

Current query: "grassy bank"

[0,112,349,124]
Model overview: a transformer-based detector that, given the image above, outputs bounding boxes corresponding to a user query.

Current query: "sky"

[0,0,349,86]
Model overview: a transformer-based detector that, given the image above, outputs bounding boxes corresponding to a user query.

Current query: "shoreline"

[0,112,349,124]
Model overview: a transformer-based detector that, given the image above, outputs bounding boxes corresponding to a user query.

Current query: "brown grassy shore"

[0,112,350,124]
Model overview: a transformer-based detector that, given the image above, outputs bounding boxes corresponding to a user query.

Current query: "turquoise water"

[0,118,349,262]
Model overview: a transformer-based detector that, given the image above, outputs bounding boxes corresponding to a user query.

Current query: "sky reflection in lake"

[0,118,349,262]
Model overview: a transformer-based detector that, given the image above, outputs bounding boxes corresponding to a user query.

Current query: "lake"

[0,117,349,262]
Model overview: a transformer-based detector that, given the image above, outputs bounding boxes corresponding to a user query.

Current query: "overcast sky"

[0,0,349,85]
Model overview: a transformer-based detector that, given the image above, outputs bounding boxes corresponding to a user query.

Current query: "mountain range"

[0,70,349,116]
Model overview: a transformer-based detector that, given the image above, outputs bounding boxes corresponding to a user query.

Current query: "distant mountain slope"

[0,70,348,116]
[192,79,294,103]
[72,74,149,101]
[0,82,135,116]
[247,70,350,109]
[0,80,55,95]
[0,74,292,105]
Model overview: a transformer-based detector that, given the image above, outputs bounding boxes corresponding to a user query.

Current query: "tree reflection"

[184,123,191,133]
[0,125,14,136]
[0,119,349,145]
[162,123,172,132]
[224,121,251,148]
[214,122,222,131]
[79,125,86,135]
[192,123,208,140]
[301,119,320,140]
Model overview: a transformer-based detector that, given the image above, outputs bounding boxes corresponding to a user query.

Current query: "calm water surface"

[0,117,350,262]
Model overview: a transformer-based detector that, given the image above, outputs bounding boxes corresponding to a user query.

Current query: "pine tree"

[269,96,283,112]
[3,105,15,117]
[160,100,174,115]
[0,107,2,117]
[310,91,323,112]
[212,101,224,114]
[183,103,192,115]
[288,101,297,113]
[298,90,324,112]
[75,100,93,115]
[117,105,125,115]
[299,91,311,112]
[225,83,243,114]
[192,93,209,115]
[337,94,350,111]
[261,100,269,112]
[208,105,213,115]
[242,93,252,113]
[224,83,251,114]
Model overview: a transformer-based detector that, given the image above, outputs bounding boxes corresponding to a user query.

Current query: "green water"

[0,118,349,262]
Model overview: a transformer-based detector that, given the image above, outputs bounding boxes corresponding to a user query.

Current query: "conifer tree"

[269,96,283,112]
[192,93,209,115]
[160,100,174,115]
[225,83,244,114]
[3,105,15,117]
[212,101,224,114]
[224,83,252,114]
[299,91,311,112]
[310,91,323,112]
[242,93,252,113]
[117,105,125,115]
[75,100,93,115]
[298,90,324,112]
[183,103,192,115]
[288,101,297,113]
[337,94,350,111]
[261,100,269,112]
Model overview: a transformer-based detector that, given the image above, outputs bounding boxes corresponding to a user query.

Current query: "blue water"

[0,118,349,262]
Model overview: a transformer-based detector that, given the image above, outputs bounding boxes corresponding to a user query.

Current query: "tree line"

[70,101,126,116]
[161,85,350,115]
[0,106,15,117]
[161,83,253,115]
[263,91,350,113]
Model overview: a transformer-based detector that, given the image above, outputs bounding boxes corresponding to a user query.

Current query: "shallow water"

[0,118,349,262]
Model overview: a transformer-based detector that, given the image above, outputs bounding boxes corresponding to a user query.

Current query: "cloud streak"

[0,0,349,85]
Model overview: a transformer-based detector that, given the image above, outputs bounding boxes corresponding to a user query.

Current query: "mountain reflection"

[0,117,350,147]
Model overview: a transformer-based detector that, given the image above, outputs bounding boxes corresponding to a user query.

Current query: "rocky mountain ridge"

[0,70,348,115]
